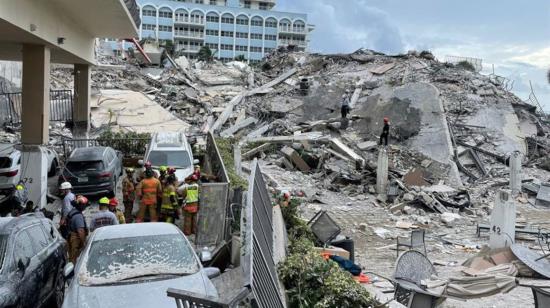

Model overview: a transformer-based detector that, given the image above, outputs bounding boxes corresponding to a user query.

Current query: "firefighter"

[67,195,89,263]
[122,167,136,222]
[160,174,180,224]
[136,168,162,222]
[178,175,200,236]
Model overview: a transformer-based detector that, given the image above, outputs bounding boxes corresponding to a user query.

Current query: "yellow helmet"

[99,197,110,205]
[159,166,167,172]
[15,184,24,191]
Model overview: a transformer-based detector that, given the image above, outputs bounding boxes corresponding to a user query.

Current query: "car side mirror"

[193,159,200,165]
[198,251,212,263]
[138,159,144,166]
[64,262,74,278]
[203,267,221,279]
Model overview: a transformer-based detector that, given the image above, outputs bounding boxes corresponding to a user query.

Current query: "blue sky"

[276,0,550,110]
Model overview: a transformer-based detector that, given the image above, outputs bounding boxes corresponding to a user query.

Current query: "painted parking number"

[21,177,33,184]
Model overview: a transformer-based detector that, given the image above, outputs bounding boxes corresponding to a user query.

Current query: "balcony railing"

[176,46,201,53]
[278,26,306,34]
[174,16,205,25]
[174,31,204,39]
[279,39,306,47]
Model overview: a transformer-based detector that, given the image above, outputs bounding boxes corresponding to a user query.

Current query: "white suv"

[143,132,196,182]
[0,144,59,199]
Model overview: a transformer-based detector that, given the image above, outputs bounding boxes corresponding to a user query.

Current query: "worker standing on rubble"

[90,197,119,231]
[122,167,136,222]
[379,117,390,146]
[160,174,180,224]
[67,195,89,263]
[136,168,162,222]
[178,175,200,235]
[341,90,351,118]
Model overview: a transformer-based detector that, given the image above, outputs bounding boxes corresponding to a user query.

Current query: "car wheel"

[48,159,58,177]
[48,265,65,308]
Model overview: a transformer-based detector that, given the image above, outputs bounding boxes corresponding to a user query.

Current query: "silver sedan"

[62,223,219,308]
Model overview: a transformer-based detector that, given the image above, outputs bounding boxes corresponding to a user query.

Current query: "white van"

[143,132,197,182]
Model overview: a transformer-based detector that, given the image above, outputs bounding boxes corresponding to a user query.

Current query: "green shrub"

[97,130,151,156]
[455,60,476,72]
[214,137,248,189]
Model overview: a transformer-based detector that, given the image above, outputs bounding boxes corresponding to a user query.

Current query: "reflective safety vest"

[185,184,199,204]
[161,185,177,210]
[139,178,161,206]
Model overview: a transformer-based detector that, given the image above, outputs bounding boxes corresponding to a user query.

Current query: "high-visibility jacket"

[138,177,162,206]
[161,185,178,210]
[185,184,199,204]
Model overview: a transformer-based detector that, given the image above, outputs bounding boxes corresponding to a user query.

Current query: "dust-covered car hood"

[62,271,218,308]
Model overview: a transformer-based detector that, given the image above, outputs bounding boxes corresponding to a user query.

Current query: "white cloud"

[510,46,550,69]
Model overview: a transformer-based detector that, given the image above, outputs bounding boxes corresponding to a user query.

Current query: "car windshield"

[79,234,200,286]
[148,151,191,168]
[66,160,104,172]
[0,158,11,169]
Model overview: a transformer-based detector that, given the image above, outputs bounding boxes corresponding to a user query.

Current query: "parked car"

[143,132,197,183]
[59,147,122,196]
[0,144,59,189]
[62,223,219,308]
[0,213,67,308]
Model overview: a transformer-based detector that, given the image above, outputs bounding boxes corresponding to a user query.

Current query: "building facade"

[110,0,313,63]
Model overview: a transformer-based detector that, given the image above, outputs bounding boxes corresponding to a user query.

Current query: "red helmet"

[109,198,119,207]
[144,161,152,168]
[191,174,199,181]
[167,167,176,175]
[383,117,389,123]
[75,195,89,207]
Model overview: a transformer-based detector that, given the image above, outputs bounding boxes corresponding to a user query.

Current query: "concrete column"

[73,64,91,138]
[489,190,516,249]
[510,151,522,195]
[234,142,242,177]
[376,148,389,200]
[21,44,50,145]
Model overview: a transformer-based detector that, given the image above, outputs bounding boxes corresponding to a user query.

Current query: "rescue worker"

[136,168,162,222]
[59,181,75,239]
[158,165,168,186]
[90,197,119,231]
[160,174,180,224]
[379,117,390,146]
[137,161,153,182]
[167,167,179,186]
[67,195,89,263]
[108,198,126,224]
[341,90,351,118]
[122,167,136,221]
[178,175,200,235]
[9,182,28,216]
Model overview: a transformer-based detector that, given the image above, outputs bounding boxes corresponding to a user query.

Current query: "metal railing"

[167,287,249,308]
[174,16,205,25]
[444,55,483,72]
[241,159,285,308]
[61,137,150,158]
[0,90,73,124]
[174,31,204,39]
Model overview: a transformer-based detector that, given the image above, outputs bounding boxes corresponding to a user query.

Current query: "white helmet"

[59,182,72,190]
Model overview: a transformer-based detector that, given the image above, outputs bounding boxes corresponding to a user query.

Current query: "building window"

[265,20,277,28]
[159,11,173,18]
[236,45,248,51]
[221,16,234,24]
[251,19,262,26]
[250,33,262,40]
[264,34,276,41]
[264,47,274,53]
[206,43,218,50]
[221,31,234,37]
[244,1,251,8]
[195,0,204,3]
[250,46,262,53]
[159,25,173,32]
[259,2,268,10]
[236,32,248,38]
[221,44,233,50]
[206,29,219,36]
[206,15,220,22]
[236,18,248,25]
[142,24,156,31]
[209,0,217,4]
[142,9,156,17]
